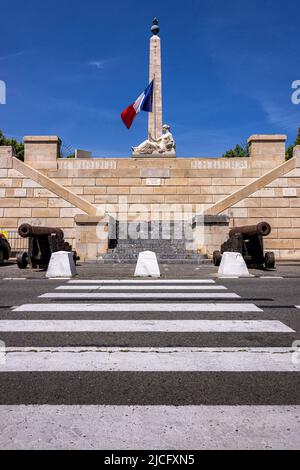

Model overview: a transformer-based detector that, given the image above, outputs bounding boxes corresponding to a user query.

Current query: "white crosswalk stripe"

[68,279,216,284]
[0,319,293,332]
[40,292,240,299]
[0,278,298,450]
[13,302,261,312]
[1,347,298,372]
[1,405,299,450]
[56,284,226,290]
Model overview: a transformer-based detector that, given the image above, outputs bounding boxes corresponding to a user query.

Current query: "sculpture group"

[132,124,176,155]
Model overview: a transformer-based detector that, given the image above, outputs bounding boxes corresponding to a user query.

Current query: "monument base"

[131,153,176,159]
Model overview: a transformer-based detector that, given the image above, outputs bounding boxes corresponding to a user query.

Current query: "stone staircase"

[99,222,210,264]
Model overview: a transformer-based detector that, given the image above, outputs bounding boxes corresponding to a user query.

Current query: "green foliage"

[294,128,300,146]
[285,145,294,161]
[0,130,24,161]
[285,127,300,160]
[223,142,249,158]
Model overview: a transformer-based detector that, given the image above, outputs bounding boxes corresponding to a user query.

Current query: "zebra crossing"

[0,278,299,449]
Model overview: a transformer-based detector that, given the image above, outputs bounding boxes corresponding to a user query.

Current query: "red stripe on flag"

[121,104,137,129]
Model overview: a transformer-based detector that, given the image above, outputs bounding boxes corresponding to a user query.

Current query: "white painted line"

[56,285,227,291]
[261,276,283,279]
[13,302,262,312]
[68,279,216,284]
[0,320,293,332]
[0,405,299,449]
[40,293,240,300]
[1,347,298,372]
[296,306,300,309]
[3,278,27,281]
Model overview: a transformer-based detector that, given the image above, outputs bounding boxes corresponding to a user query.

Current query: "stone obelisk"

[148,18,162,141]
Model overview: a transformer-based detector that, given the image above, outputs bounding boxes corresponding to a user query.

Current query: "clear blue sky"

[0,0,300,157]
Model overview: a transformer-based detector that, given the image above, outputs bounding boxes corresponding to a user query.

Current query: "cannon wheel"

[17,251,28,269]
[0,250,4,266]
[265,251,275,269]
[213,250,222,267]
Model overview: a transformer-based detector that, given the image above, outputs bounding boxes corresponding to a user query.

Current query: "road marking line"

[261,276,283,279]
[13,302,262,312]
[0,347,298,372]
[0,405,299,449]
[68,279,216,284]
[0,319,293,332]
[39,293,240,300]
[56,285,227,291]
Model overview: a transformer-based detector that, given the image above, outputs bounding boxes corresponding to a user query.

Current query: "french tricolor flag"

[121,80,154,129]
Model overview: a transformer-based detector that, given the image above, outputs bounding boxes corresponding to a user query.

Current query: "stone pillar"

[0,146,14,168]
[248,135,287,166]
[148,18,163,141]
[293,145,300,167]
[75,214,109,261]
[193,215,230,257]
[24,136,61,170]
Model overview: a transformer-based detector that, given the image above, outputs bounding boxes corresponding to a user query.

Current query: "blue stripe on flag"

[141,80,154,112]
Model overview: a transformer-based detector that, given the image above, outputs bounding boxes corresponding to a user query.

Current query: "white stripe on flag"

[133,91,145,113]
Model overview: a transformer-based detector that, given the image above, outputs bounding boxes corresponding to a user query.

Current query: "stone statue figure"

[132,124,176,156]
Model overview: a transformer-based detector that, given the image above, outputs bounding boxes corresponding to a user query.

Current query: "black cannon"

[213,221,275,269]
[17,224,79,269]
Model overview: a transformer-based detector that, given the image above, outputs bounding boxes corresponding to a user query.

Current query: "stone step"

[98,258,212,265]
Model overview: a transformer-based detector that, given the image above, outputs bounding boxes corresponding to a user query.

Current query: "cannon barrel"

[18,224,64,239]
[229,221,271,238]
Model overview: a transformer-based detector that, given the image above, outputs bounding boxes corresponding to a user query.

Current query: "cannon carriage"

[17,224,79,269]
[213,221,275,269]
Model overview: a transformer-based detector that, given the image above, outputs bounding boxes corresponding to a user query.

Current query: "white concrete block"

[218,252,250,277]
[134,251,160,278]
[46,251,77,278]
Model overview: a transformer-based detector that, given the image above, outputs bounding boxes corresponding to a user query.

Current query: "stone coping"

[75,214,109,225]
[248,134,287,143]
[23,136,61,143]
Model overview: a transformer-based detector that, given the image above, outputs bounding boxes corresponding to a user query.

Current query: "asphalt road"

[0,263,299,449]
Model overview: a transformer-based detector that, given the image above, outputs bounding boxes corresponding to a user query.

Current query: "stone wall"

[1,134,300,261]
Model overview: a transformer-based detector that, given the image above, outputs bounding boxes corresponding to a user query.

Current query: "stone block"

[0,198,20,207]
[134,251,160,277]
[32,208,60,218]
[4,208,31,218]
[140,168,170,178]
[217,252,250,277]
[46,251,77,278]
